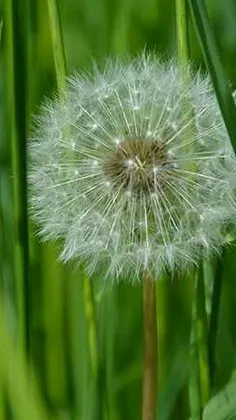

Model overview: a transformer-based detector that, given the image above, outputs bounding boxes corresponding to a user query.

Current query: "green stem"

[175,0,196,174]
[83,274,103,419]
[83,275,99,381]
[0,20,3,47]
[0,376,5,420]
[196,263,211,409]
[209,255,224,388]
[142,274,157,420]
[4,0,30,357]
[189,294,201,420]
[189,265,211,419]
[47,0,67,93]
[175,0,190,66]
[42,245,69,410]
[155,276,166,392]
[65,272,84,420]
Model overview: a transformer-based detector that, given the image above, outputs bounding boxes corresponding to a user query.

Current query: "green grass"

[1,0,236,419]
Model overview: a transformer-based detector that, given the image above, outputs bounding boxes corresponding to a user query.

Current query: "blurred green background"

[1,0,236,419]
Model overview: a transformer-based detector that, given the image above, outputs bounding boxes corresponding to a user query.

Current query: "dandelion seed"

[28,54,236,280]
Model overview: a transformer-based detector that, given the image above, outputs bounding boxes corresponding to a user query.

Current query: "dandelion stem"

[142,274,157,420]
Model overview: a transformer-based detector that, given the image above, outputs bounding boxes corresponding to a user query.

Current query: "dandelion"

[28,54,236,280]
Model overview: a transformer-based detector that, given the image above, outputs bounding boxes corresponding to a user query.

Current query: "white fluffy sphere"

[28,54,236,280]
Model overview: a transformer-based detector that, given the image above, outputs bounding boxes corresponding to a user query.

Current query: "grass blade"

[203,372,236,420]
[196,264,211,407]
[47,0,67,92]
[187,0,236,154]
[42,245,69,411]
[209,256,224,388]
[175,0,190,65]
[189,284,201,420]
[4,0,30,356]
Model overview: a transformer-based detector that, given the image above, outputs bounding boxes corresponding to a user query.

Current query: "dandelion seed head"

[28,54,236,280]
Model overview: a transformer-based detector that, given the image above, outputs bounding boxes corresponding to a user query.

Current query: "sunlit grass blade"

[187,0,236,154]
[175,0,196,170]
[0,375,5,420]
[47,0,67,92]
[175,0,190,65]
[0,298,48,420]
[4,0,30,356]
[203,373,236,420]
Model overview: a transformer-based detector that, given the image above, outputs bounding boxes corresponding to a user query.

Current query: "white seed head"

[28,53,236,281]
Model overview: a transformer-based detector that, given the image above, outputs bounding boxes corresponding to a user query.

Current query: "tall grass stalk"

[175,0,195,165]
[0,377,4,420]
[189,296,201,420]
[209,256,224,387]
[175,0,190,65]
[196,264,211,408]
[83,274,99,384]
[142,274,157,420]
[0,17,4,291]
[175,0,210,416]
[46,0,100,416]
[188,266,211,420]
[65,272,86,420]
[155,277,167,391]
[185,0,232,408]
[47,0,67,92]
[25,2,69,411]
[4,0,30,357]
[42,246,69,410]
[83,274,104,419]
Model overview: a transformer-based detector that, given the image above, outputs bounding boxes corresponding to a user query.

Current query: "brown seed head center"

[103,138,174,195]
